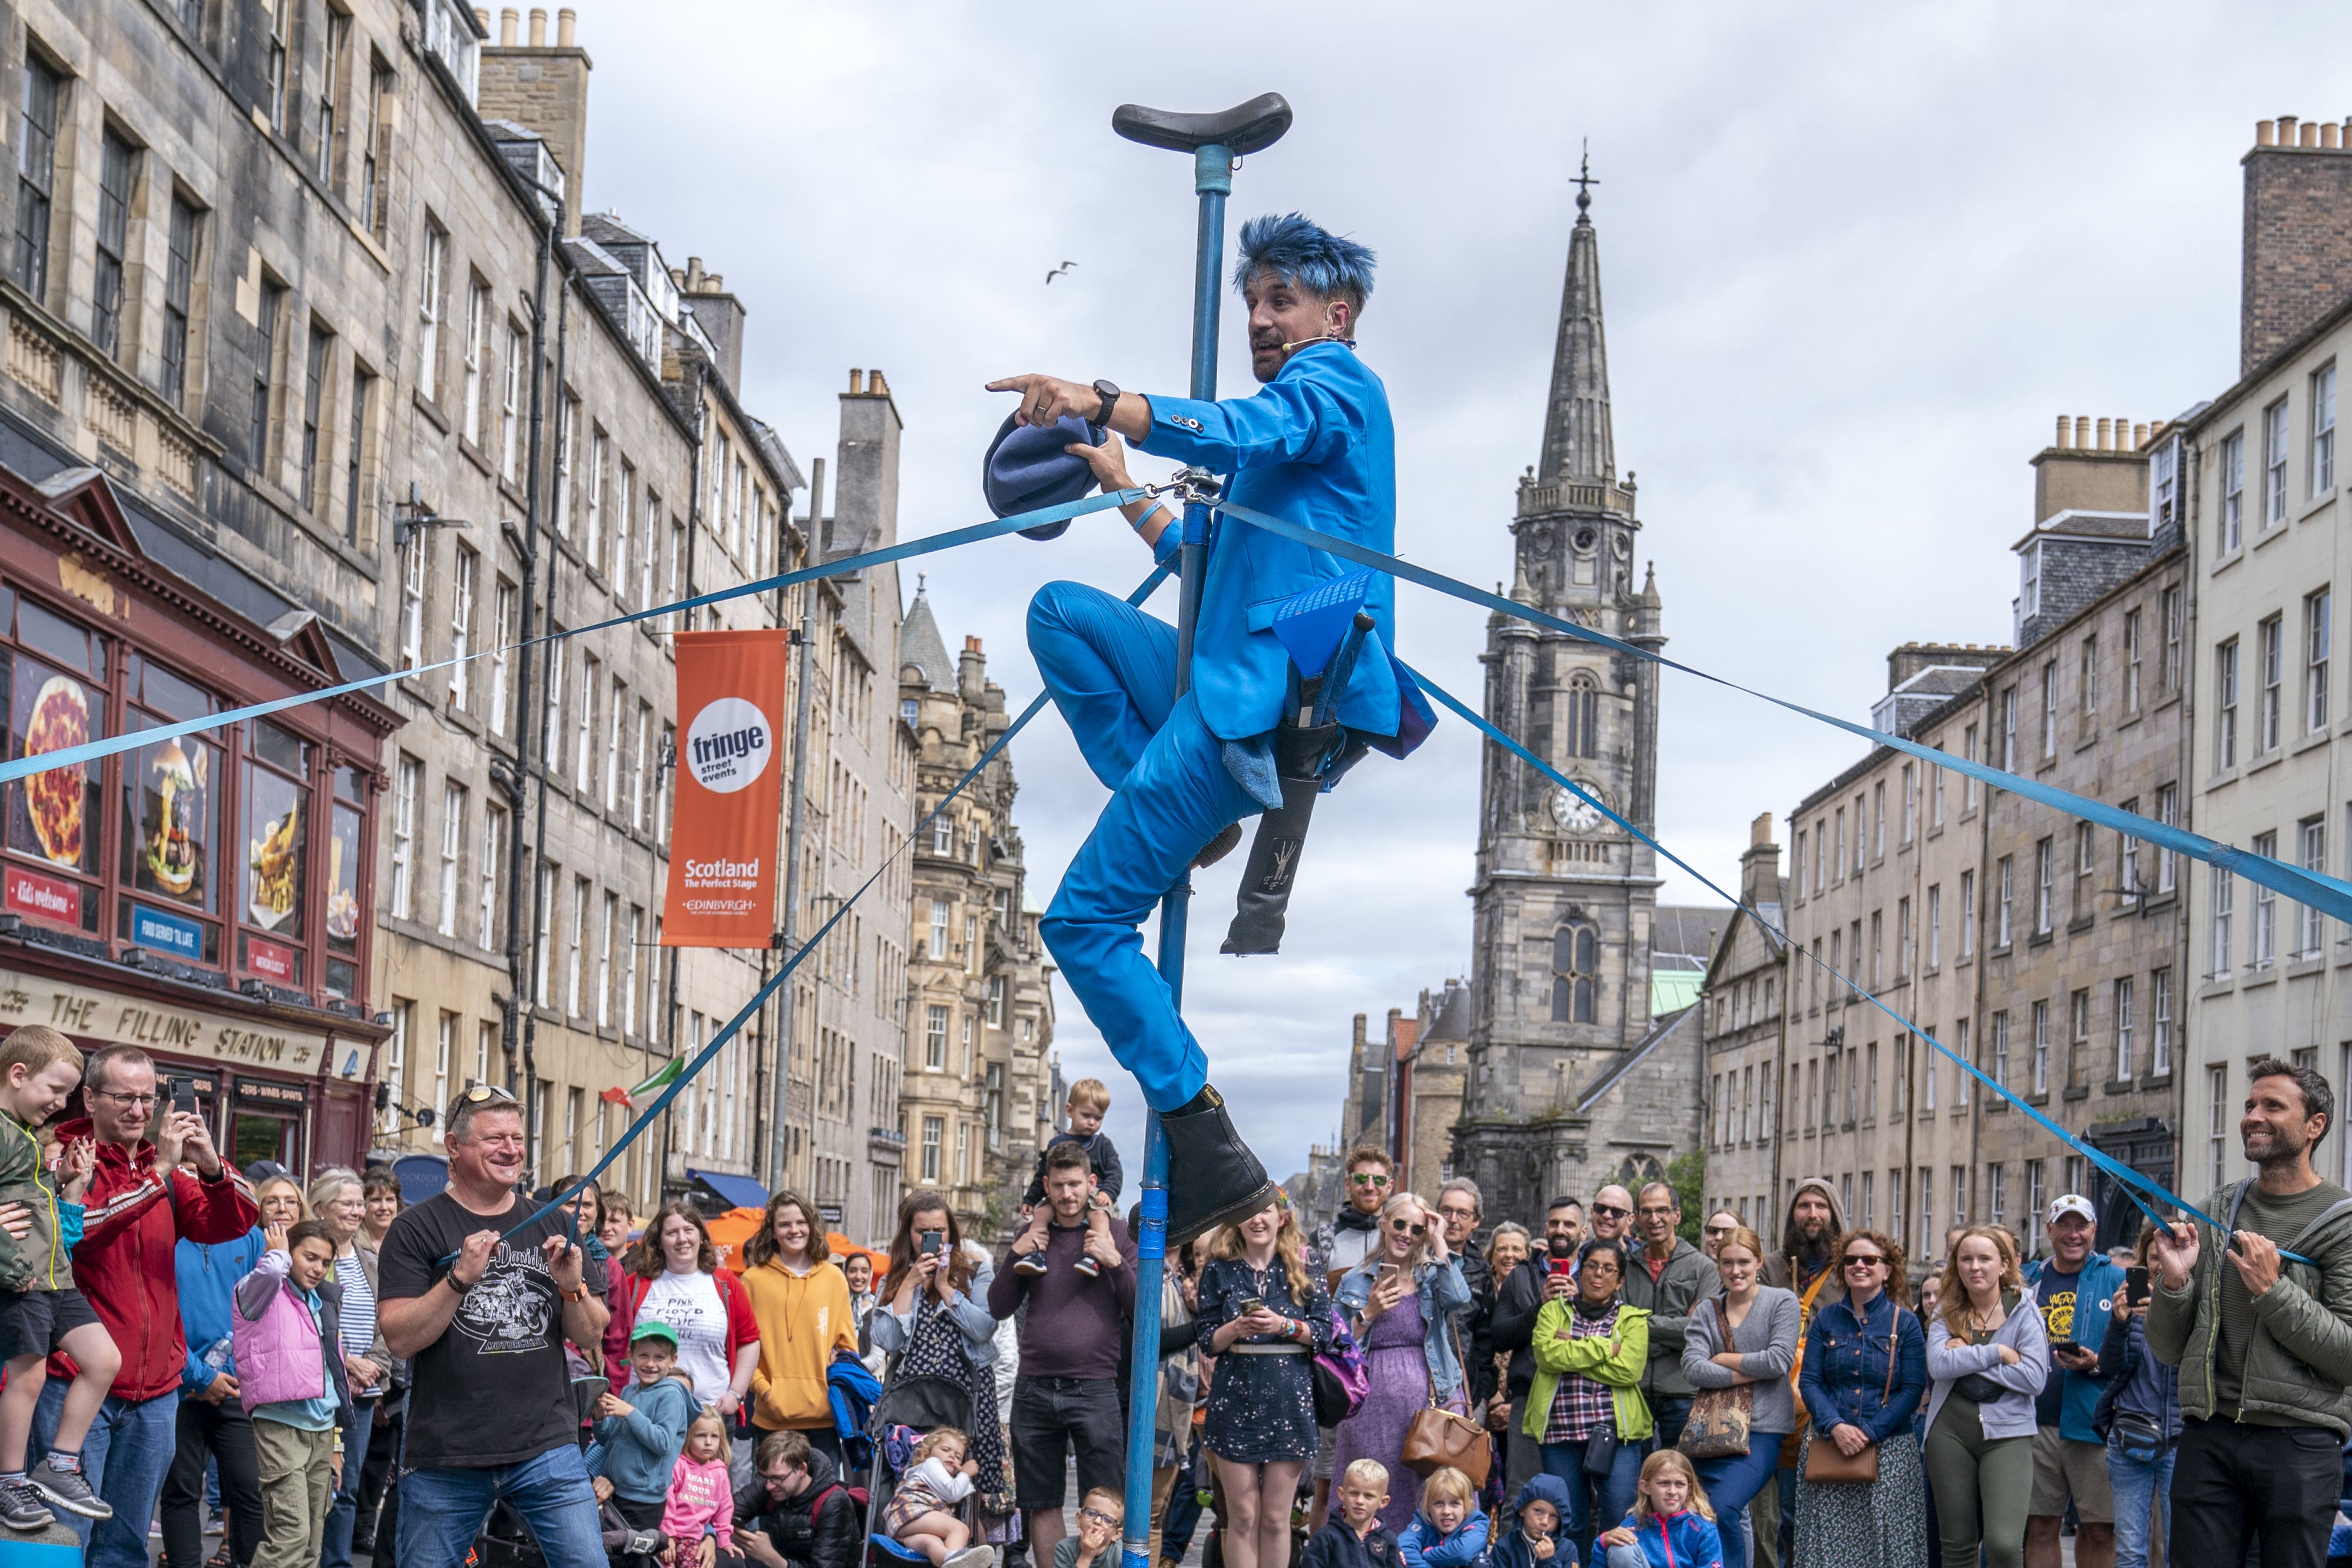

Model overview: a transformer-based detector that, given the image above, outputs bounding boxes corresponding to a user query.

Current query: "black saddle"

[1112,94,1293,155]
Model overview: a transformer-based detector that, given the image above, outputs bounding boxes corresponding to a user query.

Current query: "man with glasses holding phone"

[378,1083,611,1568]
[1306,1149,1394,1529]
[1487,1198,1585,1521]
[28,1044,254,1568]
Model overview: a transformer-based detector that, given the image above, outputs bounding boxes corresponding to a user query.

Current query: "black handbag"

[1582,1424,1620,1476]
[1952,1373,2006,1404]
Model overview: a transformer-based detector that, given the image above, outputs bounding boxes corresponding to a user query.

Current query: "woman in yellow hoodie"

[743,1192,858,1463]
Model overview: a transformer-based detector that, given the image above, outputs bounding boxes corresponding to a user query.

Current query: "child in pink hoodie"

[660,1413,734,1568]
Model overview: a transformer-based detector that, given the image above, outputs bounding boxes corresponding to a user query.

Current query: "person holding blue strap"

[2146,1056,2352,1568]
[986,213,1435,1242]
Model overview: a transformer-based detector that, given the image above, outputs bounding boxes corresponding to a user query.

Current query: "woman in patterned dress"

[1794,1228,1929,1568]
[1197,1196,1332,1568]
[1333,1192,1472,1534]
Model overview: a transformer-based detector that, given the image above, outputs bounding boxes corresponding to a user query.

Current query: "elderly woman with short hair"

[305,1169,395,1568]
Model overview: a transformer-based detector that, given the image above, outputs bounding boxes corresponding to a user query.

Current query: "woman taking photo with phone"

[743,1191,860,1461]
[1921,1226,2048,1568]
[870,1193,1004,1502]
[1332,1192,1472,1534]
[1198,1195,1331,1568]
[1678,1224,1799,1568]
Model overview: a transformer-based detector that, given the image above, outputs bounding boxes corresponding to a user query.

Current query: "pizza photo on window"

[8,663,98,875]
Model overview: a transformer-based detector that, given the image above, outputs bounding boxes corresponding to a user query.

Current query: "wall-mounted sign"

[5,866,79,926]
[129,902,203,960]
[234,1078,307,1110]
[0,965,330,1072]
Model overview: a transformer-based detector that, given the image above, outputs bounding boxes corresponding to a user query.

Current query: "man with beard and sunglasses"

[987,213,1436,1249]
[2149,1058,2352,1568]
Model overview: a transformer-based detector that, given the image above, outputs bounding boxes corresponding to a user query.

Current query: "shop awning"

[687,1168,769,1212]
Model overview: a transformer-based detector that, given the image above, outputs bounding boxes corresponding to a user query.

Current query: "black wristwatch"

[1091,379,1121,429]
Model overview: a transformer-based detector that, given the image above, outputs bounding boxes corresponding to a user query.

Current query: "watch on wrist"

[1091,379,1120,429]
[562,1281,589,1303]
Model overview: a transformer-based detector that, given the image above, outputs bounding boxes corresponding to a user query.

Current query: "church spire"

[1536,147,1615,486]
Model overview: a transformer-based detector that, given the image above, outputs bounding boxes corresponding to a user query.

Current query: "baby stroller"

[863,1337,987,1568]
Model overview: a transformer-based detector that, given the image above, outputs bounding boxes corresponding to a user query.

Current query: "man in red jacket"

[30,1045,256,1568]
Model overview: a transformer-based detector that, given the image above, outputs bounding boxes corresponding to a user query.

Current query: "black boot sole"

[1167,1174,1278,1245]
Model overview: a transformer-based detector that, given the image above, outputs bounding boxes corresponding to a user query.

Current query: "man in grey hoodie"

[1751,1177,1847,1568]
[1620,1182,1718,1450]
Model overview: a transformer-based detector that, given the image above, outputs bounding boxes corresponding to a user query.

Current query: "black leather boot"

[1162,1086,1277,1243]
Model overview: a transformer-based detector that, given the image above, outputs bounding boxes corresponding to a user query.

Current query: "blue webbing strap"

[1220,499,2352,930]
[0,488,1149,788]
[1406,662,2311,1265]
[463,565,1174,1260]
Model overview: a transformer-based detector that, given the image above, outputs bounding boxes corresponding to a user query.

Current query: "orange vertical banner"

[662,629,789,948]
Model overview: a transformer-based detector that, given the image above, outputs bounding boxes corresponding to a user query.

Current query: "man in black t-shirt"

[378,1086,610,1568]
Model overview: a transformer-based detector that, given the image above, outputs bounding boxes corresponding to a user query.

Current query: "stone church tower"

[1453,173,1693,1224]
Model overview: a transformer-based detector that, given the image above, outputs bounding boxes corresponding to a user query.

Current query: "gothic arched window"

[1564,674,1598,759]
[1551,921,1597,1023]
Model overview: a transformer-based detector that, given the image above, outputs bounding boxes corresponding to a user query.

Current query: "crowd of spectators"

[0,1047,2346,1568]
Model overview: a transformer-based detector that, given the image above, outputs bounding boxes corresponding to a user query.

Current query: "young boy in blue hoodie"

[1302,1460,1407,1568]
[592,1320,700,1564]
[1397,1466,1489,1568]
[1490,1476,1569,1568]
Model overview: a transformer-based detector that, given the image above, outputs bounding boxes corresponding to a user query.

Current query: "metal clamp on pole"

[1107,91,1289,1568]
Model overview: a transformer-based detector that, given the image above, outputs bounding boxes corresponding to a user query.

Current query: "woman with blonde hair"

[1334,1192,1471,1534]
[1198,1195,1331,1568]
[1922,1226,2048,1568]
[1678,1224,1798,1568]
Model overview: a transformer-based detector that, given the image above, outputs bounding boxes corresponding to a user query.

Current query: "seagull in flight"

[1045,260,1078,284]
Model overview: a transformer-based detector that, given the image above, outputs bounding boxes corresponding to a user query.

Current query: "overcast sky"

[571,2,2349,1189]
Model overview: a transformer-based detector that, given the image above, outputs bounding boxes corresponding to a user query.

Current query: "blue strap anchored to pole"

[0,487,1148,790]
[458,566,1172,1262]
[1216,497,2352,933]
[1404,662,2313,1268]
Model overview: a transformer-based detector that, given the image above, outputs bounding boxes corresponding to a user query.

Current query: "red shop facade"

[0,464,399,1173]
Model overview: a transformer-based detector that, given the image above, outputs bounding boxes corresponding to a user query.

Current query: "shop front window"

[1,591,107,933]
[118,654,221,966]
[240,720,309,985]
[325,765,364,999]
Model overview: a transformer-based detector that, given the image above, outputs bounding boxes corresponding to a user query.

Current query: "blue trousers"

[1029,581,1262,1112]
[2105,1435,2174,1568]
[1695,1443,1782,1568]
[29,1377,177,1568]
[317,1396,373,1568]
[1538,1436,1642,1567]
[395,1440,605,1568]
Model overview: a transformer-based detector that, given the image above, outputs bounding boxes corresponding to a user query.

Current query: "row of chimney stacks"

[471,7,576,47]
[2051,415,2165,453]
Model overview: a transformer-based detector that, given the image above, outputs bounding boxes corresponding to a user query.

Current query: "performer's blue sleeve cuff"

[1138,395,1221,468]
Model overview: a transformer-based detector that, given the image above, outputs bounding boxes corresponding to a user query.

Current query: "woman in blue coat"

[1794,1229,1927,1568]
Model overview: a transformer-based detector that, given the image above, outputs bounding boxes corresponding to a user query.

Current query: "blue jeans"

[317,1397,373,1568]
[1648,1396,1692,1454]
[1030,582,1261,1112]
[1695,1443,1783,1568]
[2105,1435,2175,1568]
[396,1441,605,1568]
[1539,1436,1644,1566]
[29,1378,177,1568]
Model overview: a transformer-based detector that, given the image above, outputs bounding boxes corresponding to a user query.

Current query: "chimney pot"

[2134,422,2149,449]
[556,6,575,45]
[2305,121,2324,148]
[2260,119,2278,147]
[2281,115,2301,141]
[2054,414,2071,449]
[2074,415,2091,447]
[2096,416,2113,451]
[706,273,722,291]
[473,8,489,31]
[964,637,982,653]
[2328,123,2344,150]
[498,5,518,41]
[849,369,864,393]
[527,6,546,45]
[871,370,889,397]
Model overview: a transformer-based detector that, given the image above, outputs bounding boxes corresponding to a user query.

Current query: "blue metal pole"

[1121,137,1231,1568]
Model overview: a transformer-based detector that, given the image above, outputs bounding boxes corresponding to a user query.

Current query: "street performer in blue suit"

[988,214,1433,1243]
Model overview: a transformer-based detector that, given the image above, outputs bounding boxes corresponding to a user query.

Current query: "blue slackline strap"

[1218,499,2352,930]
[1404,662,2311,1267]
[458,564,1174,1262]
[0,488,1150,788]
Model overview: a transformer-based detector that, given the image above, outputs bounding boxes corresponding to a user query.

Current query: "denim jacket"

[1338,1255,1473,1400]
[1798,1290,1926,1443]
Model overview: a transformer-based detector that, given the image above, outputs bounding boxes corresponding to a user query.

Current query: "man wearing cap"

[2022,1194,2124,1568]
[986,213,1433,1243]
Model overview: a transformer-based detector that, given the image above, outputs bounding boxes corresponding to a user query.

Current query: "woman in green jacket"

[1522,1237,1649,1567]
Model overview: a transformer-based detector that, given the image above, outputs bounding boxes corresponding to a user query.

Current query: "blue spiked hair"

[1232,213,1376,315]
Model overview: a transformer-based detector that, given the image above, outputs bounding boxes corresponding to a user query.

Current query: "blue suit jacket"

[1139,342,1435,754]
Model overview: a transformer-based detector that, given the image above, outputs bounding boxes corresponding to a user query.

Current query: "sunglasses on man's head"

[456,1082,519,1107]
[1350,1173,1392,1188]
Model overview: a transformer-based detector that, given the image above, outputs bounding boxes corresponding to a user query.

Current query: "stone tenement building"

[899,589,1054,1236]
[1450,175,1705,1224]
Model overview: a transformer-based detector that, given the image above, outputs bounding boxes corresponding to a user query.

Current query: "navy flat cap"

[983,413,1105,539]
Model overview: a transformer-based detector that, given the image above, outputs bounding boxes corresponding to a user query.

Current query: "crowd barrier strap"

[1219,498,2352,930]
[0,488,1148,789]
[1402,661,2313,1265]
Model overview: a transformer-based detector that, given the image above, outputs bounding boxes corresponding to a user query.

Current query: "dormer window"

[2149,437,2177,531]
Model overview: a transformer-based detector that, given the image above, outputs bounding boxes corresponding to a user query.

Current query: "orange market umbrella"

[701,1208,887,1276]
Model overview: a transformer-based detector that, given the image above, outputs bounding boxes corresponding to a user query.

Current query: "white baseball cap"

[2048,1194,2097,1226]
